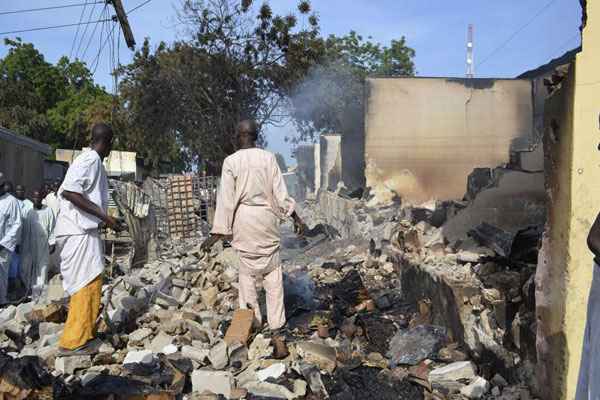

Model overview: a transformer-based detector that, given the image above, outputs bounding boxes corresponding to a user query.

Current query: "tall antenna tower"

[466,24,474,78]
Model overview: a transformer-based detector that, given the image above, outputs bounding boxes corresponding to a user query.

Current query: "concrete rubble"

[0,173,542,399]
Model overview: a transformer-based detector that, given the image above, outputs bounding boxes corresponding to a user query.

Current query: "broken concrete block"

[201,286,219,309]
[55,355,91,375]
[181,345,209,363]
[0,305,16,323]
[460,377,490,399]
[244,380,306,400]
[162,344,178,355]
[149,331,174,354]
[387,325,447,366]
[186,320,212,343]
[128,327,153,344]
[257,363,287,382]
[38,322,63,338]
[37,345,58,365]
[429,361,477,393]
[224,309,254,345]
[39,333,61,347]
[191,370,233,398]
[123,350,155,365]
[296,342,337,373]
[468,222,515,258]
[248,334,273,360]
[208,340,229,370]
[15,302,34,324]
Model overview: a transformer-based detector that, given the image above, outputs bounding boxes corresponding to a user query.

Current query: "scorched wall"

[365,77,535,203]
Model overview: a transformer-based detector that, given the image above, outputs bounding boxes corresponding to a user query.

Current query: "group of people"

[0,177,61,304]
[1,120,302,357]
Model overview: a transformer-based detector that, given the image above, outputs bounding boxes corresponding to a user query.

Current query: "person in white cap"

[0,172,23,304]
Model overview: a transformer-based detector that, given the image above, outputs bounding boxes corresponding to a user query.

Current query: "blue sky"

[0,0,582,164]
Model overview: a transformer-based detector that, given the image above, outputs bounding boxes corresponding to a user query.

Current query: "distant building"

[0,126,52,192]
[56,148,143,181]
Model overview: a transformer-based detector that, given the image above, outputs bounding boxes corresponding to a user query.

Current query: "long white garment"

[576,263,600,399]
[0,248,10,305]
[55,232,104,296]
[0,193,22,253]
[0,193,22,303]
[21,206,56,299]
[9,199,34,278]
[55,149,108,294]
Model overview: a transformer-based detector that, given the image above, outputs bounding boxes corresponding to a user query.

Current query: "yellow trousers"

[59,275,102,350]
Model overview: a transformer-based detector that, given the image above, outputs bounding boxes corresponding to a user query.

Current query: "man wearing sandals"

[55,123,122,355]
[202,120,305,332]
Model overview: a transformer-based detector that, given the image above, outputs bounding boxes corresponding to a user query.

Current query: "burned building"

[0,126,52,192]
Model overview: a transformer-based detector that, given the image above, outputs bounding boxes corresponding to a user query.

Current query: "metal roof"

[0,126,52,155]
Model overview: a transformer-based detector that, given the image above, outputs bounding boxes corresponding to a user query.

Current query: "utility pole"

[466,24,474,78]
[109,0,135,49]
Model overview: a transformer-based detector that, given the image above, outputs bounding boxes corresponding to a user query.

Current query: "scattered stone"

[55,356,91,375]
[0,305,16,323]
[249,334,272,360]
[38,322,63,338]
[224,309,254,345]
[296,342,337,373]
[244,380,306,400]
[191,370,233,398]
[149,331,174,353]
[182,345,209,364]
[201,286,219,309]
[387,325,447,366]
[257,363,286,382]
[123,350,155,366]
[208,340,229,370]
[162,344,178,355]
[429,361,477,393]
[129,327,153,344]
[460,377,490,399]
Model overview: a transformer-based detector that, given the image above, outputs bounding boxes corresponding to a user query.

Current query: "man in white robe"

[0,173,22,304]
[42,181,60,217]
[202,120,305,331]
[10,185,34,285]
[55,123,122,354]
[21,189,56,301]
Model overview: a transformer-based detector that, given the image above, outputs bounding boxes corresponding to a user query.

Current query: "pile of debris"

[0,178,542,399]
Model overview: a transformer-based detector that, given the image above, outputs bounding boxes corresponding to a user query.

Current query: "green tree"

[0,39,112,149]
[117,0,324,173]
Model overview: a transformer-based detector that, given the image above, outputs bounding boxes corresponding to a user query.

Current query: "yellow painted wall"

[564,1,600,397]
[536,2,600,398]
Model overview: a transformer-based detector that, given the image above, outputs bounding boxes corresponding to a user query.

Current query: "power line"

[0,18,112,36]
[127,0,154,15]
[74,2,99,58]
[81,4,110,61]
[0,1,104,16]
[91,22,117,75]
[70,0,90,59]
[477,0,559,69]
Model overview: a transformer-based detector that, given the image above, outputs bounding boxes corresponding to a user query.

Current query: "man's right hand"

[104,215,123,232]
